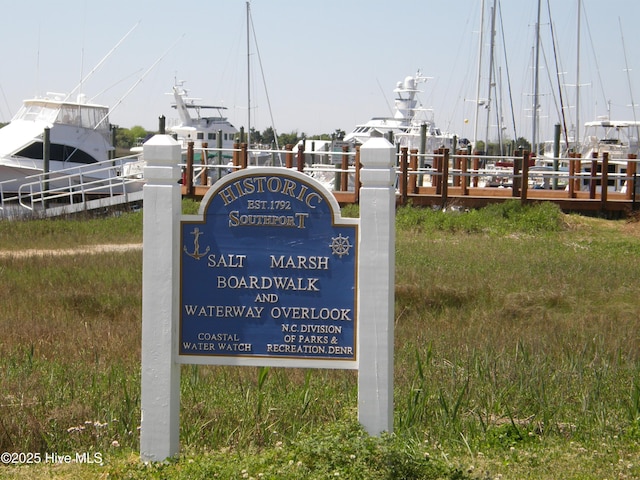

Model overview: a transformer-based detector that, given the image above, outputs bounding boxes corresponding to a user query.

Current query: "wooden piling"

[285,144,293,168]
[296,143,305,172]
[186,141,194,196]
[400,147,408,203]
[460,150,469,196]
[409,149,418,193]
[440,149,449,205]
[627,154,637,201]
[589,152,598,200]
[601,152,608,209]
[341,145,349,191]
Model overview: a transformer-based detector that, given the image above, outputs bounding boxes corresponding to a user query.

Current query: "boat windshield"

[15,101,110,132]
[15,104,59,123]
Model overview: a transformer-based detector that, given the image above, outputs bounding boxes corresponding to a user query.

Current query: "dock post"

[441,148,449,206]
[589,152,598,200]
[521,151,530,204]
[43,127,50,209]
[400,147,408,204]
[627,154,637,202]
[512,151,522,197]
[201,142,208,186]
[285,144,293,169]
[241,143,248,169]
[216,130,223,182]
[354,146,362,203]
[297,143,305,172]
[461,150,469,196]
[409,149,418,193]
[341,145,349,191]
[601,152,609,210]
[185,142,194,196]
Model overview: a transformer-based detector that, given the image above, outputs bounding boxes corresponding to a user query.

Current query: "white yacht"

[343,72,456,155]
[167,82,238,152]
[0,93,117,188]
[580,120,640,160]
[578,119,640,193]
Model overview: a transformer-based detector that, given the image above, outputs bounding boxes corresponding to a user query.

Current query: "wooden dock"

[180,143,639,217]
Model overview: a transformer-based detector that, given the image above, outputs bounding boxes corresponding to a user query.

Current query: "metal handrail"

[0,154,144,218]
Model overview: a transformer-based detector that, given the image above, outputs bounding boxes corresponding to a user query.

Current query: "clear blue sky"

[1,0,638,146]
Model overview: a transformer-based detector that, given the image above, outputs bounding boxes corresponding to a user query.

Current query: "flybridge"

[16,98,110,132]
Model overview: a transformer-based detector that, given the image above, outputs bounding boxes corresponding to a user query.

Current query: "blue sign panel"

[180,170,358,361]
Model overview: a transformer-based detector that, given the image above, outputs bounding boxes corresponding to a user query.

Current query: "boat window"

[79,106,109,131]
[208,133,216,140]
[58,106,80,126]
[197,132,204,140]
[16,104,58,123]
[15,141,98,164]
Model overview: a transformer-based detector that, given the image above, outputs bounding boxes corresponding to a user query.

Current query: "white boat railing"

[0,154,145,219]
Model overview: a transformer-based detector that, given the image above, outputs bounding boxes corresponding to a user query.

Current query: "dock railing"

[180,142,361,205]
[0,154,145,219]
[178,141,639,214]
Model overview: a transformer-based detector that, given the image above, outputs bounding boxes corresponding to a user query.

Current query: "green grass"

[1,200,640,478]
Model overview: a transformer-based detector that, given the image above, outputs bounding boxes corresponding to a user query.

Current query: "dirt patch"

[0,243,142,259]
[621,213,640,238]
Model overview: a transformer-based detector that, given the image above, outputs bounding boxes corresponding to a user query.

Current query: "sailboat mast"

[473,0,485,150]
[484,0,497,149]
[575,0,581,146]
[532,0,541,155]
[619,17,639,153]
[246,1,251,145]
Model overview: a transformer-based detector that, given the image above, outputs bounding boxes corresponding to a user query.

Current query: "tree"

[515,137,531,152]
[115,125,150,149]
[278,130,301,147]
[249,127,262,145]
[260,127,277,145]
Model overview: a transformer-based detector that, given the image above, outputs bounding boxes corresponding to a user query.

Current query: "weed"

[1,201,640,478]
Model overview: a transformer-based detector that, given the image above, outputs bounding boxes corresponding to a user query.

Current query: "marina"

[178,140,639,216]
[1,134,638,219]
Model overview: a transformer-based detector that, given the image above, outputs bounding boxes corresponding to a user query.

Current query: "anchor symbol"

[183,227,210,260]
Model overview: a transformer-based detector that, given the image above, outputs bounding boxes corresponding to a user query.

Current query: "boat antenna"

[618,17,638,124]
[248,1,281,155]
[0,84,12,121]
[619,16,639,151]
[483,0,497,149]
[546,0,571,151]
[532,0,541,155]
[36,25,41,98]
[246,1,251,145]
[575,0,581,146]
[473,0,486,149]
[78,1,87,103]
[88,68,146,103]
[377,78,394,117]
[94,34,184,129]
[65,21,141,103]
[57,33,183,165]
[498,0,518,143]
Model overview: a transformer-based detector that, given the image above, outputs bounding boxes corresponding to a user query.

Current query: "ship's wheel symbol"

[329,234,353,258]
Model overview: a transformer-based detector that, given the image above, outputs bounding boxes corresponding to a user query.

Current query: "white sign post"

[357,135,396,435]
[140,135,182,461]
[139,134,395,461]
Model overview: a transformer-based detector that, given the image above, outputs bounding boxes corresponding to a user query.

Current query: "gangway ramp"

[0,155,146,219]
